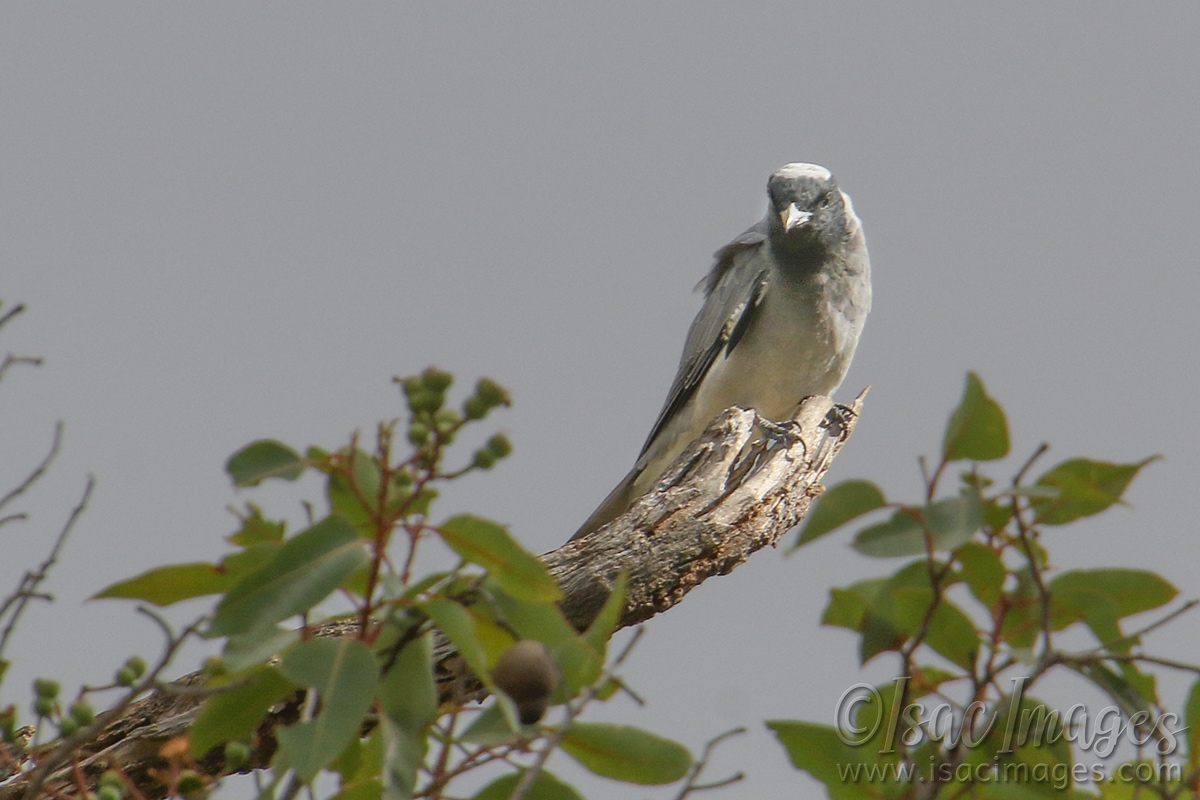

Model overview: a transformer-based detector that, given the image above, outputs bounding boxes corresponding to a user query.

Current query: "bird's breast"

[694,277,858,422]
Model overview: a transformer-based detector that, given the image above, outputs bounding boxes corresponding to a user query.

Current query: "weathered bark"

[548,394,861,630]
[3,394,861,799]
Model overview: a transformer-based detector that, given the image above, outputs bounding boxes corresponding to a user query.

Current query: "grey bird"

[571,163,871,541]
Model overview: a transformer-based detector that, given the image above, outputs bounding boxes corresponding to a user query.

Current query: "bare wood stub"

[548,393,862,632]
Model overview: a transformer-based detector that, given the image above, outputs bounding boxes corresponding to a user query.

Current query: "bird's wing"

[638,221,770,457]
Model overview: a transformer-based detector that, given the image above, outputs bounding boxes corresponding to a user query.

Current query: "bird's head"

[766,163,856,257]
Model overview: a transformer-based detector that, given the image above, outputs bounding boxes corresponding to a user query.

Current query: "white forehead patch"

[774,162,833,182]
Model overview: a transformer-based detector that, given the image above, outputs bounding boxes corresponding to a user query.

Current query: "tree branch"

[3,394,862,799]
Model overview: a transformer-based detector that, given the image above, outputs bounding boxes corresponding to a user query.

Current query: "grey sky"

[3,4,1199,797]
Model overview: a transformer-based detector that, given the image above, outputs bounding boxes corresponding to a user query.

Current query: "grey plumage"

[571,163,871,541]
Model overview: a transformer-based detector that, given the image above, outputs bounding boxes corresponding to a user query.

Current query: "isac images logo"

[833,677,1186,789]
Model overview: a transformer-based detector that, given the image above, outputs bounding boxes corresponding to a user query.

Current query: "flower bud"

[475,378,510,408]
[407,422,430,446]
[224,740,251,768]
[33,679,60,699]
[486,434,512,459]
[70,701,95,726]
[421,368,454,392]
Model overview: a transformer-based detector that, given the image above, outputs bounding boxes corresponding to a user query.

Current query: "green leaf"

[924,493,983,549]
[1003,485,1062,500]
[851,509,922,558]
[380,715,425,799]
[1119,661,1159,708]
[998,567,1042,649]
[1184,677,1200,765]
[219,541,284,582]
[406,487,438,517]
[210,516,369,637]
[821,579,885,631]
[975,693,1073,792]
[923,599,980,671]
[276,638,379,782]
[942,372,1010,462]
[1033,457,1157,525]
[461,702,522,747]
[560,722,692,785]
[423,598,492,688]
[981,498,1014,532]
[377,632,437,736]
[859,561,931,662]
[767,720,886,800]
[1075,661,1153,723]
[189,665,295,757]
[957,542,1006,609]
[852,494,981,558]
[226,440,305,487]
[551,637,603,697]
[910,665,960,698]
[791,480,887,550]
[466,605,519,669]
[325,449,384,537]
[1048,569,1177,624]
[337,727,384,793]
[329,734,362,785]
[473,771,585,800]
[427,599,524,728]
[93,562,231,606]
[334,779,381,800]
[437,515,560,603]
[227,504,287,546]
[484,578,576,647]
[583,572,626,657]
[858,561,979,670]
[465,606,518,671]
[222,626,301,673]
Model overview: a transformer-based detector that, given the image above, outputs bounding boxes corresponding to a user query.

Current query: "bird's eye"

[819,192,833,207]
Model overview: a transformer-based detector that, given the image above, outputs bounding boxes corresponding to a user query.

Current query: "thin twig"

[1064,651,1200,674]
[1011,498,1053,664]
[0,475,94,663]
[0,303,44,384]
[0,355,43,384]
[671,726,746,800]
[1012,442,1050,487]
[0,514,29,530]
[0,303,26,331]
[1102,600,1199,651]
[0,422,63,513]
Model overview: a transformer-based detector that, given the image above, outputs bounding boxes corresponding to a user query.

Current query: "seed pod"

[475,378,510,408]
[491,641,559,725]
[421,368,454,392]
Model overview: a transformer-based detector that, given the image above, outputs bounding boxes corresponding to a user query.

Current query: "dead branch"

[2,394,861,799]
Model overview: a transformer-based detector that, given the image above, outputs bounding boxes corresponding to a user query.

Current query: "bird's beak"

[780,203,812,232]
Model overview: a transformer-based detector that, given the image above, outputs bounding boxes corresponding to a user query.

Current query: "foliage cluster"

[1,351,728,799]
[771,373,1200,799]
[2,296,1198,800]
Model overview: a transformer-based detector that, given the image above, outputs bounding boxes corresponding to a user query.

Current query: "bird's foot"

[756,416,803,442]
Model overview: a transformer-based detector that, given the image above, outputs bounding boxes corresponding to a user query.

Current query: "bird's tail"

[569,467,640,542]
